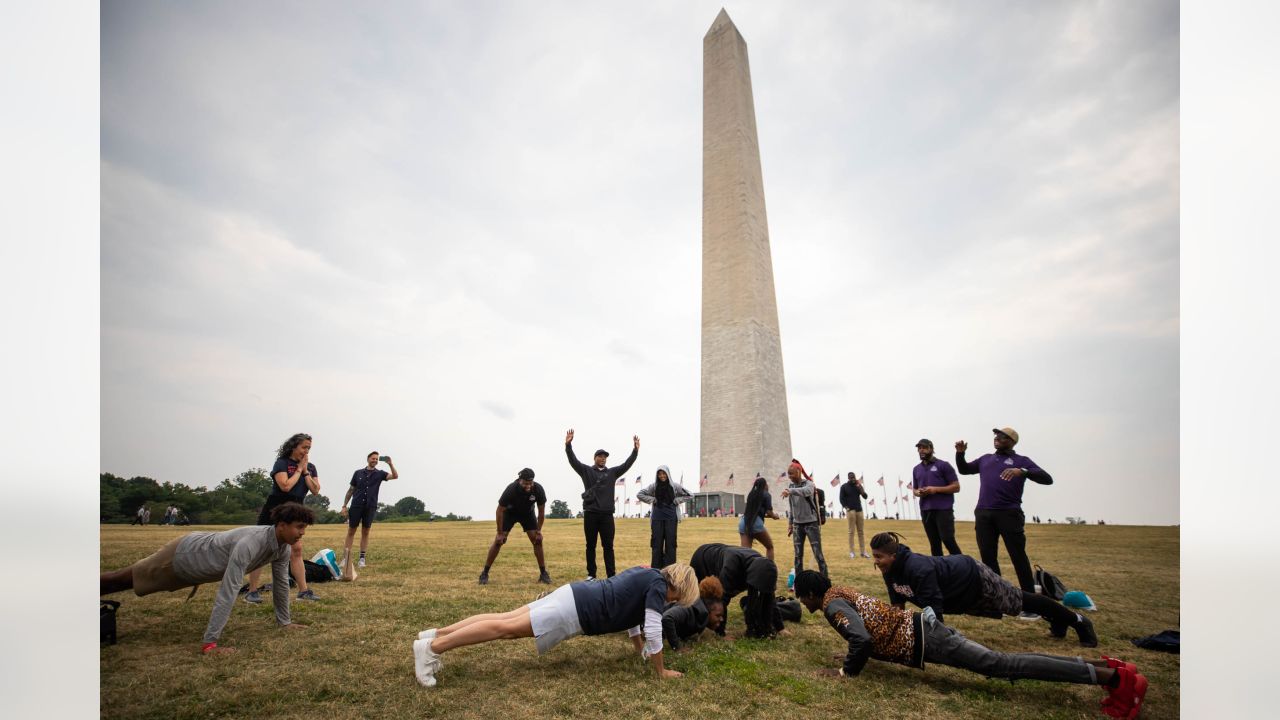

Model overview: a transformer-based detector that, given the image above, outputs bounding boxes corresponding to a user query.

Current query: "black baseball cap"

[518,468,535,480]
[594,449,609,457]
[915,438,934,448]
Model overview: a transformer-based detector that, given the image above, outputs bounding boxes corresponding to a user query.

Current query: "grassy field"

[100,518,1178,719]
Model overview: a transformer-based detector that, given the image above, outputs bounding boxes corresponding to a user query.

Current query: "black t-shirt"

[264,457,317,508]
[498,481,546,517]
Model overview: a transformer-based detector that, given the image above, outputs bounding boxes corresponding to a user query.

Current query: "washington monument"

[700,9,792,500]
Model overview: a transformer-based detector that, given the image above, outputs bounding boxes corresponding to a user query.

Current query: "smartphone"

[379,455,390,462]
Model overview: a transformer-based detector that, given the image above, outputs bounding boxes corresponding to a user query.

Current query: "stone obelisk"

[700,9,792,503]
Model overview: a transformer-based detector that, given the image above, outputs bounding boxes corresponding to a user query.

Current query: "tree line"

[100,470,470,525]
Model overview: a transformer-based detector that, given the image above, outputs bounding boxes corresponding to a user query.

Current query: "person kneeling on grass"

[662,577,727,652]
[412,564,699,687]
[99,502,313,655]
[793,571,1148,719]
[870,531,1097,647]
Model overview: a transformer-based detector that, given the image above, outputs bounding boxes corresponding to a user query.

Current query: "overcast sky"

[101,1,1179,525]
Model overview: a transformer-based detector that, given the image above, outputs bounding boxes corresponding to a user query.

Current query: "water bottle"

[787,567,795,589]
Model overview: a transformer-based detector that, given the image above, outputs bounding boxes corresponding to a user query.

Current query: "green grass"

[101,519,1179,719]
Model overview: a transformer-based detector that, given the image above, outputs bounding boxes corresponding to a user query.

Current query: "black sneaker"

[538,570,552,585]
[477,571,489,585]
[1049,617,1069,638]
[1074,615,1098,648]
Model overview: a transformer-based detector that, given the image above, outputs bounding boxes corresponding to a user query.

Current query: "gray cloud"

[102,1,1178,524]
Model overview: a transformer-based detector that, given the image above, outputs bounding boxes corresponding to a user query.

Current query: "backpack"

[101,600,121,645]
[303,559,335,584]
[1034,564,1067,600]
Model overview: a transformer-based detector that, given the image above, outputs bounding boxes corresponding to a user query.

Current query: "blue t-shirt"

[349,468,390,508]
[264,457,317,508]
[570,567,668,635]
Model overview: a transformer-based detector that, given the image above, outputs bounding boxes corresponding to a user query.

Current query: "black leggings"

[1020,591,1080,627]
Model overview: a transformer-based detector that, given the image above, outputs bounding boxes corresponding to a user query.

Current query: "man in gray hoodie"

[100,502,314,654]
[782,459,828,577]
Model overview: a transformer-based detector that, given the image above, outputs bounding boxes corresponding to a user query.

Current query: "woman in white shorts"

[412,564,698,687]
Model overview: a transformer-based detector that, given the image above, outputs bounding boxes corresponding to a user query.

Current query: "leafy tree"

[394,496,425,516]
[375,502,395,521]
[304,494,331,511]
[549,499,572,519]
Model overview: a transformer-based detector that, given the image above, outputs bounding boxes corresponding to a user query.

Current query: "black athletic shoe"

[538,570,552,585]
[1074,615,1098,648]
[477,571,489,586]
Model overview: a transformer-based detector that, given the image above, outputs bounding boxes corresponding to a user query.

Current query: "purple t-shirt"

[912,459,958,512]
[959,451,1042,511]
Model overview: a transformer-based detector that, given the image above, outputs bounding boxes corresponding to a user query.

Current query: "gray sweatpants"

[791,522,828,576]
[920,608,1097,684]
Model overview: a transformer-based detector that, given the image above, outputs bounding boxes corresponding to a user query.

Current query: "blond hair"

[660,563,699,606]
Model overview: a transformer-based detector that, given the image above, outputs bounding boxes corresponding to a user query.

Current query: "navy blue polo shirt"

[349,467,390,508]
[570,567,668,636]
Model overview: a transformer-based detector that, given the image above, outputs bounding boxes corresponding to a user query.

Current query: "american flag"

[635,475,642,484]
[700,474,707,489]
[877,476,885,486]
[868,498,875,506]
[624,498,630,504]
[727,472,734,486]
[893,496,899,505]
[830,474,840,487]
[614,478,625,486]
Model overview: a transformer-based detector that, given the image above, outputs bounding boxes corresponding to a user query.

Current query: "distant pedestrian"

[956,427,1053,618]
[340,451,399,568]
[911,439,962,556]
[131,505,146,526]
[782,460,828,577]
[839,472,869,558]
[478,468,550,585]
[738,476,783,561]
[564,428,638,579]
[636,465,692,568]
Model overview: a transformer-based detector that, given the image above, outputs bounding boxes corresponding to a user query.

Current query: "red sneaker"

[1102,667,1148,718]
[1102,655,1138,673]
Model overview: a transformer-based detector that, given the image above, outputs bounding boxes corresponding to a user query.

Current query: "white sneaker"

[861,553,872,559]
[417,628,437,641]
[1017,611,1041,621]
[849,552,857,559]
[412,638,442,687]
[358,557,366,568]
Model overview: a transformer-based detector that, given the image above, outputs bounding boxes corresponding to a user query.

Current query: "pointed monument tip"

[707,7,735,35]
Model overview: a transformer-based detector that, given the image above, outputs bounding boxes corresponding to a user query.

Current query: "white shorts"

[526,583,582,655]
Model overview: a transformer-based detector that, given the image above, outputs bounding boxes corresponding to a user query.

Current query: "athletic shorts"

[130,536,190,596]
[526,583,582,655]
[738,516,766,535]
[502,512,537,533]
[968,562,1025,617]
[348,505,376,529]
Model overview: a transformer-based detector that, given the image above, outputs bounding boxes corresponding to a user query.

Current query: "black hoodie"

[880,543,982,623]
[565,442,638,514]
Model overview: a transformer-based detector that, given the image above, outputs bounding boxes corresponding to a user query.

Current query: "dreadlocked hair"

[870,531,903,552]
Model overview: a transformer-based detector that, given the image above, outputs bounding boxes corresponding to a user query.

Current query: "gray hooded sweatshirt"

[636,465,691,521]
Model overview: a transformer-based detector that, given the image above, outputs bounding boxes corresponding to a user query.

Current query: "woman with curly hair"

[412,564,699,687]
[662,576,727,652]
[245,433,322,604]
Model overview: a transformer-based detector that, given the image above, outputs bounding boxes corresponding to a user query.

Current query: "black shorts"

[348,505,376,529]
[502,513,537,533]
